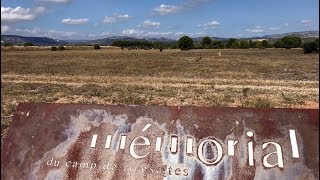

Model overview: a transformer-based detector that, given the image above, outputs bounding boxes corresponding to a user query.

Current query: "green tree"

[24,42,34,46]
[261,40,269,48]
[201,36,212,48]
[239,40,250,49]
[177,36,193,50]
[281,36,302,49]
[4,43,13,46]
[273,40,283,48]
[57,46,65,51]
[226,38,238,48]
[303,41,319,54]
[210,40,225,49]
[314,38,319,49]
[50,46,57,51]
[93,44,100,49]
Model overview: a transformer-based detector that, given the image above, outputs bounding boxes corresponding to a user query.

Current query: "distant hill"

[192,37,228,42]
[260,30,319,39]
[85,36,149,45]
[2,30,318,46]
[1,35,66,46]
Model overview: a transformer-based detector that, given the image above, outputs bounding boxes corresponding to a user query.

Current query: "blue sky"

[1,0,319,40]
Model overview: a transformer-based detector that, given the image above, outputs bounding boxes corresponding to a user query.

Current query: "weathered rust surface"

[1,103,319,180]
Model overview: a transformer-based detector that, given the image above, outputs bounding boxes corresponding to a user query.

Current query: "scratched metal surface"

[1,103,319,180]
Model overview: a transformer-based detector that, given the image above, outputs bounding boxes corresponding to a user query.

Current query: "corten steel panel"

[1,103,319,180]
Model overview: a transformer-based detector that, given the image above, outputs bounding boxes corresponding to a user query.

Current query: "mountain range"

[1,30,318,46]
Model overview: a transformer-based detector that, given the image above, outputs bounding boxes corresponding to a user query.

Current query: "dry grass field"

[1,47,319,138]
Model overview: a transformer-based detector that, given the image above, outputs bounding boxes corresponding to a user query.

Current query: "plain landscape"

[1,47,319,139]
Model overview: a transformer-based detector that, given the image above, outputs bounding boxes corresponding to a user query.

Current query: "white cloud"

[140,20,160,28]
[153,4,181,15]
[61,18,89,24]
[103,14,132,24]
[100,32,111,36]
[153,0,210,15]
[1,6,46,23]
[1,25,9,33]
[245,26,265,33]
[174,32,195,37]
[301,19,312,26]
[284,22,289,27]
[14,27,82,39]
[120,29,175,38]
[268,27,280,30]
[121,29,142,35]
[36,0,71,3]
[197,20,220,29]
[145,31,173,36]
[15,27,41,34]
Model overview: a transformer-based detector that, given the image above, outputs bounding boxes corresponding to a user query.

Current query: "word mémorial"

[89,124,300,169]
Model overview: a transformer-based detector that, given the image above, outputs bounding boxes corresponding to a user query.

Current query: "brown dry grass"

[1,48,319,138]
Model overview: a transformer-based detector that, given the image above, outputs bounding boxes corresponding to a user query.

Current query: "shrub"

[239,40,250,49]
[57,46,65,51]
[93,44,100,49]
[281,36,302,49]
[50,46,57,51]
[226,38,238,48]
[303,41,319,54]
[273,40,283,48]
[201,36,212,48]
[24,42,34,46]
[261,40,269,48]
[177,36,193,50]
[210,40,225,49]
[4,43,13,46]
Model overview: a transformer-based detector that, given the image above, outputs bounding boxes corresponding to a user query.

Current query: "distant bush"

[50,46,57,51]
[303,41,319,54]
[226,38,238,48]
[4,43,13,46]
[93,44,100,49]
[261,40,269,48]
[273,40,283,48]
[210,40,225,49]
[24,42,34,46]
[177,36,193,50]
[239,40,250,49]
[201,36,212,48]
[57,46,65,51]
[281,36,302,49]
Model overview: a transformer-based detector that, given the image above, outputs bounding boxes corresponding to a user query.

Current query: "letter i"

[247,131,254,166]
[90,134,98,148]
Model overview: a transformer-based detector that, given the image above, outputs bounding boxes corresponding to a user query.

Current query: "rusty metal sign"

[1,103,319,179]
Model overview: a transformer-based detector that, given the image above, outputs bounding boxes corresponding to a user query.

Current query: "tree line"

[4,35,318,53]
[178,36,318,53]
[110,36,318,53]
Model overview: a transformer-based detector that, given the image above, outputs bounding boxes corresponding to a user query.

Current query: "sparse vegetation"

[57,45,65,51]
[23,42,34,46]
[93,44,100,49]
[4,43,13,46]
[50,46,57,51]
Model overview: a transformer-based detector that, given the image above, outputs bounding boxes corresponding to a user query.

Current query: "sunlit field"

[1,47,319,138]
